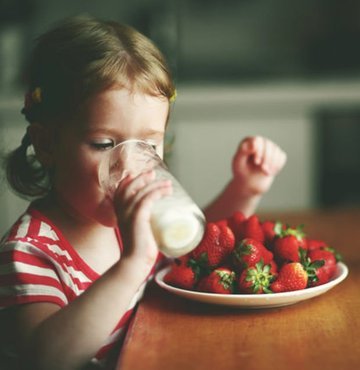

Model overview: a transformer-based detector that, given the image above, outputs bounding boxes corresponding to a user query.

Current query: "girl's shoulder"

[1,207,61,246]
[0,207,73,267]
[0,208,76,310]
[1,207,100,283]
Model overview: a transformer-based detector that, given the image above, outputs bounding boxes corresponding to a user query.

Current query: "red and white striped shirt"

[0,207,160,368]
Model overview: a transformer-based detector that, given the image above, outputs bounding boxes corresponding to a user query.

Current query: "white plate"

[155,262,349,309]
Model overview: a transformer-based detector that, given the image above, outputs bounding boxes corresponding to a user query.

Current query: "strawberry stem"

[244,260,275,294]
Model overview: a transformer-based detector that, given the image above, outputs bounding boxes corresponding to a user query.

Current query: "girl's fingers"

[265,144,287,175]
[114,170,156,218]
[116,170,155,200]
[132,182,173,220]
[119,178,172,221]
[252,136,265,165]
[239,137,252,154]
[261,139,275,174]
[235,136,287,177]
[130,178,171,209]
[275,147,287,172]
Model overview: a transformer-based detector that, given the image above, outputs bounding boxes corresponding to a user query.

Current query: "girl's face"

[51,88,169,227]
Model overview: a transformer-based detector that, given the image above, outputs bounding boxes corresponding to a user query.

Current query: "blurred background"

[1,0,360,235]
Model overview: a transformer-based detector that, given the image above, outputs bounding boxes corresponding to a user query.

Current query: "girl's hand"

[113,170,172,270]
[232,136,287,196]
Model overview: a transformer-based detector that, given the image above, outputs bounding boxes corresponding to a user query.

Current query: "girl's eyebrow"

[139,129,165,138]
[83,128,165,138]
[83,128,116,135]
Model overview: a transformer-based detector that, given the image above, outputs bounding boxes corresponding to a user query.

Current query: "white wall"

[170,115,315,211]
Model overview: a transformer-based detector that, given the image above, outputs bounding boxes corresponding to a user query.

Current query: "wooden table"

[117,208,360,370]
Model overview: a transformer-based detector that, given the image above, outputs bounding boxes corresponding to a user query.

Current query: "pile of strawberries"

[164,212,342,294]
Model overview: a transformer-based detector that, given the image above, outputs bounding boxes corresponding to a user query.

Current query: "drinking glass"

[98,139,205,257]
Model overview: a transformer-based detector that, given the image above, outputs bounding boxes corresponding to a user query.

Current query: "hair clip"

[170,89,177,103]
[24,87,42,110]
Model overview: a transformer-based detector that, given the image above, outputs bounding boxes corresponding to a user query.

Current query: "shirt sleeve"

[0,240,68,309]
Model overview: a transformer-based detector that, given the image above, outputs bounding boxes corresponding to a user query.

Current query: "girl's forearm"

[203,180,261,222]
[23,259,148,370]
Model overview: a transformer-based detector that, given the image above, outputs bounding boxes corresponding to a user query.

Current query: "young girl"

[0,16,286,370]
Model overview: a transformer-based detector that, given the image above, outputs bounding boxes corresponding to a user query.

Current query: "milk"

[150,189,205,257]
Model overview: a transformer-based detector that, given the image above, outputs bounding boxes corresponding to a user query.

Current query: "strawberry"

[323,245,343,263]
[191,222,221,263]
[241,214,265,243]
[309,268,329,287]
[197,267,236,294]
[307,248,337,286]
[218,223,236,253]
[306,239,327,252]
[261,220,284,247]
[268,259,279,275]
[226,211,246,240]
[164,263,197,290]
[270,262,308,293]
[174,254,191,266]
[191,222,235,268]
[238,261,275,294]
[273,225,307,263]
[216,219,229,228]
[233,238,273,270]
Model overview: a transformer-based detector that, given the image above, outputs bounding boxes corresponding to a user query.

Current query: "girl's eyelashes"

[90,139,115,151]
[90,138,159,151]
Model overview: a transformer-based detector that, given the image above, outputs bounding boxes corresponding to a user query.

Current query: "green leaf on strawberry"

[238,260,275,294]
[299,247,325,285]
[273,221,284,236]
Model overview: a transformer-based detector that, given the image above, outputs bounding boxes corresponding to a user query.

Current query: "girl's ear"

[27,123,56,168]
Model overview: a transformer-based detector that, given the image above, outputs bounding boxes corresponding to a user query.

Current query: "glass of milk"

[98,139,205,257]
